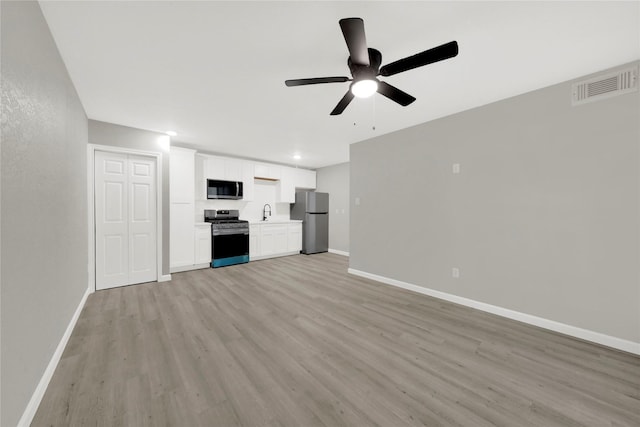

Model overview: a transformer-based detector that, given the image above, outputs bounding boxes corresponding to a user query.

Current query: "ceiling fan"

[285,18,459,116]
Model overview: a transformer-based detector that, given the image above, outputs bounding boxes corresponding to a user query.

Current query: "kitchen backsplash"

[195,179,291,222]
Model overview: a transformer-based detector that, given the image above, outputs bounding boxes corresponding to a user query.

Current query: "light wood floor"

[33,253,639,426]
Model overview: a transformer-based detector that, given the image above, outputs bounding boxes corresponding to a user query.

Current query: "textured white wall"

[1,2,88,425]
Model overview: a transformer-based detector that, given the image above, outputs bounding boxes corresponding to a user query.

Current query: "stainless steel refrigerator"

[290,191,329,254]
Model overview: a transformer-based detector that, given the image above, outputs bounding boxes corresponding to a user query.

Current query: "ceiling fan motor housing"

[348,48,382,82]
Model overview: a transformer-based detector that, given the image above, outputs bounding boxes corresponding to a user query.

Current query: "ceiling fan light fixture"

[351,79,378,98]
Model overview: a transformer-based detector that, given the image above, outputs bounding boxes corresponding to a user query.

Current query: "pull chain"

[372,95,376,131]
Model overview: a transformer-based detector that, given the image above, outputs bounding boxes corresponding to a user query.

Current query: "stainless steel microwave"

[206,179,243,200]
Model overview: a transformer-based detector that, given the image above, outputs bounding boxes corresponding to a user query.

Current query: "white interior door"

[128,155,157,284]
[95,151,157,290]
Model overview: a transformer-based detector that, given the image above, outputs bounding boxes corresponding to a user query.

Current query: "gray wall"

[89,120,171,276]
[1,2,89,426]
[351,62,640,344]
[316,162,350,253]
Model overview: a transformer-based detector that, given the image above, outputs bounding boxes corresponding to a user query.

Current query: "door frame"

[87,144,168,292]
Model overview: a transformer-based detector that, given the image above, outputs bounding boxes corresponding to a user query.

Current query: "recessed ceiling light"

[165,130,177,137]
[293,154,301,160]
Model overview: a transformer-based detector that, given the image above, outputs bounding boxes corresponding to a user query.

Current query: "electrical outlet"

[355,197,361,206]
[452,163,461,174]
[452,267,460,278]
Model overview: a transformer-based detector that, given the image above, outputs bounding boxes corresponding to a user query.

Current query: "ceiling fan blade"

[330,91,355,115]
[339,18,370,66]
[379,41,459,77]
[285,77,350,87]
[377,81,416,106]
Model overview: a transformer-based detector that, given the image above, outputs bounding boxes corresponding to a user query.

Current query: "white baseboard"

[329,249,350,257]
[348,268,640,356]
[170,263,211,274]
[170,263,194,273]
[158,274,172,282]
[17,287,90,427]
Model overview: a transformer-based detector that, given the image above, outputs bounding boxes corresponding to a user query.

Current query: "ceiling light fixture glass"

[351,79,378,98]
[165,130,177,137]
[293,154,301,160]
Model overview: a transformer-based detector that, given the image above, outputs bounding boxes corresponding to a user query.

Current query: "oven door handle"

[212,229,250,236]
[236,181,239,198]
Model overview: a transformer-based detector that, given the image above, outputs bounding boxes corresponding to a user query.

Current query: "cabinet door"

[206,156,226,180]
[170,203,195,268]
[295,169,316,190]
[243,162,255,201]
[194,225,212,264]
[288,223,302,252]
[170,148,195,203]
[261,225,276,256]
[195,155,207,201]
[249,224,260,258]
[277,167,295,203]
[225,159,243,181]
[260,225,287,255]
[254,163,281,180]
[273,225,288,253]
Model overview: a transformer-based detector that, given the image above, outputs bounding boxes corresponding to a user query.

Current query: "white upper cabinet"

[277,167,296,203]
[224,158,243,181]
[205,156,225,180]
[294,168,316,189]
[194,154,207,200]
[203,155,242,182]
[276,167,316,203]
[170,147,196,203]
[242,161,255,201]
[254,162,281,180]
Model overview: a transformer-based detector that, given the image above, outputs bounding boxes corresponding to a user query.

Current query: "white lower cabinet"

[170,209,211,272]
[262,224,288,256]
[288,223,302,252]
[250,222,302,261]
[194,224,212,265]
[170,203,195,271]
[249,224,260,258]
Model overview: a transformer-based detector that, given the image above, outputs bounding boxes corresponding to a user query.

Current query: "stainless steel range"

[204,210,249,268]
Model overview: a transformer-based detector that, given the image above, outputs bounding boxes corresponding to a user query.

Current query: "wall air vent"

[572,66,638,106]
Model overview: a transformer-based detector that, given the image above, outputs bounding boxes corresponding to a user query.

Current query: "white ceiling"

[39,1,640,169]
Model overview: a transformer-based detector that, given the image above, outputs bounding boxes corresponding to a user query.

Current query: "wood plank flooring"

[33,253,640,426]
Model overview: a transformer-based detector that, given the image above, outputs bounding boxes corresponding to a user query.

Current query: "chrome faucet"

[262,204,272,221]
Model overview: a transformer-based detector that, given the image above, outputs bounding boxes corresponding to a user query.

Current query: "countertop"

[249,219,302,225]
[196,220,302,225]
